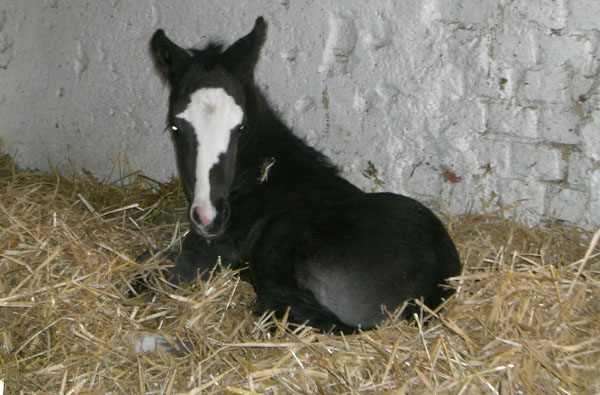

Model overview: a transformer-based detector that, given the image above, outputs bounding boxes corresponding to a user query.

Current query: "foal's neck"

[234,87,359,200]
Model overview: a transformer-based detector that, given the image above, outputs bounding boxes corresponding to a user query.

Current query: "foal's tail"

[256,287,358,335]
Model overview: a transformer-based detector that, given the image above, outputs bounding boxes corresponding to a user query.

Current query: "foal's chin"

[191,224,226,240]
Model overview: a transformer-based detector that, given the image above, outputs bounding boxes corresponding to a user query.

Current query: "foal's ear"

[150,29,191,83]
[222,17,267,78]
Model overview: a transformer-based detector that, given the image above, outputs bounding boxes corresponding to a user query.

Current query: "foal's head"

[151,17,266,238]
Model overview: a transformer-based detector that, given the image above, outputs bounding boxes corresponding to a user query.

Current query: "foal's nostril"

[190,205,212,227]
[191,208,202,226]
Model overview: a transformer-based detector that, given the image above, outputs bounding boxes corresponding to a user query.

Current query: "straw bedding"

[1,151,599,394]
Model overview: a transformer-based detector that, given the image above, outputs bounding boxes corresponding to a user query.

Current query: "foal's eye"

[170,125,179,133]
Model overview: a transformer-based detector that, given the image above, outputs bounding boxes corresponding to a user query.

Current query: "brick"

[460,34,498,95]
[536,33,597,75]
[405,164,443,198]
[510,143,566,181]
[474,139,512,176]
[441,181,472,215]
[580,110,600,161]
[487,102,539,138]
[439,63,467,100]
[498,177,547,217]
[442,99,487,135]
[540,104,581,144]
[569,0,600,31]
[519,68,571,103]
[479,66,522,100]
[493,25,537,68]
[588,170,600,227]
[548,187,588,224]
[507,0,568,30]
[567,151,591,187]
[572,74,596,101]
[318,12,357,76]
[426,0,497,26]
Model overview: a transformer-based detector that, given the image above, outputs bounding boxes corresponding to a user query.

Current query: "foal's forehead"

[176,87,243,134]
[179,87,236,115]
[171,65,244,113]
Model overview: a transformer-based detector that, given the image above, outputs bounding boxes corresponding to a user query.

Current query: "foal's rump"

[249,192,461,330]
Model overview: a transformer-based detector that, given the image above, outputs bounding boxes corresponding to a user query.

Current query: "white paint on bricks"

[1,1,599,230]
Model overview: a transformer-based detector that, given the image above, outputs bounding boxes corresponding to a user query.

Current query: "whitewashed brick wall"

[1,1,599,229]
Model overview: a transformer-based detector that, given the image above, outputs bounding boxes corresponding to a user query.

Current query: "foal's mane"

[190,43,224,67]
[243,83,340,176]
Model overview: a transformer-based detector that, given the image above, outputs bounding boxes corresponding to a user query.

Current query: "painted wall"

[1,1,599,229]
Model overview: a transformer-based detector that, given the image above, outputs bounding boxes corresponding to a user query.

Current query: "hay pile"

[1,151,599,394]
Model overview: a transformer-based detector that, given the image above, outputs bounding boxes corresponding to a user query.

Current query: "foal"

[140,17,461,333]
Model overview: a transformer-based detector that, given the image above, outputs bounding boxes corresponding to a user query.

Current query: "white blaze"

[177,88,243,224]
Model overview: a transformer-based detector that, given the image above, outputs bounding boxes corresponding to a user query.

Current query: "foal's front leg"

[169,230,240,283]
[134,230,239,292]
